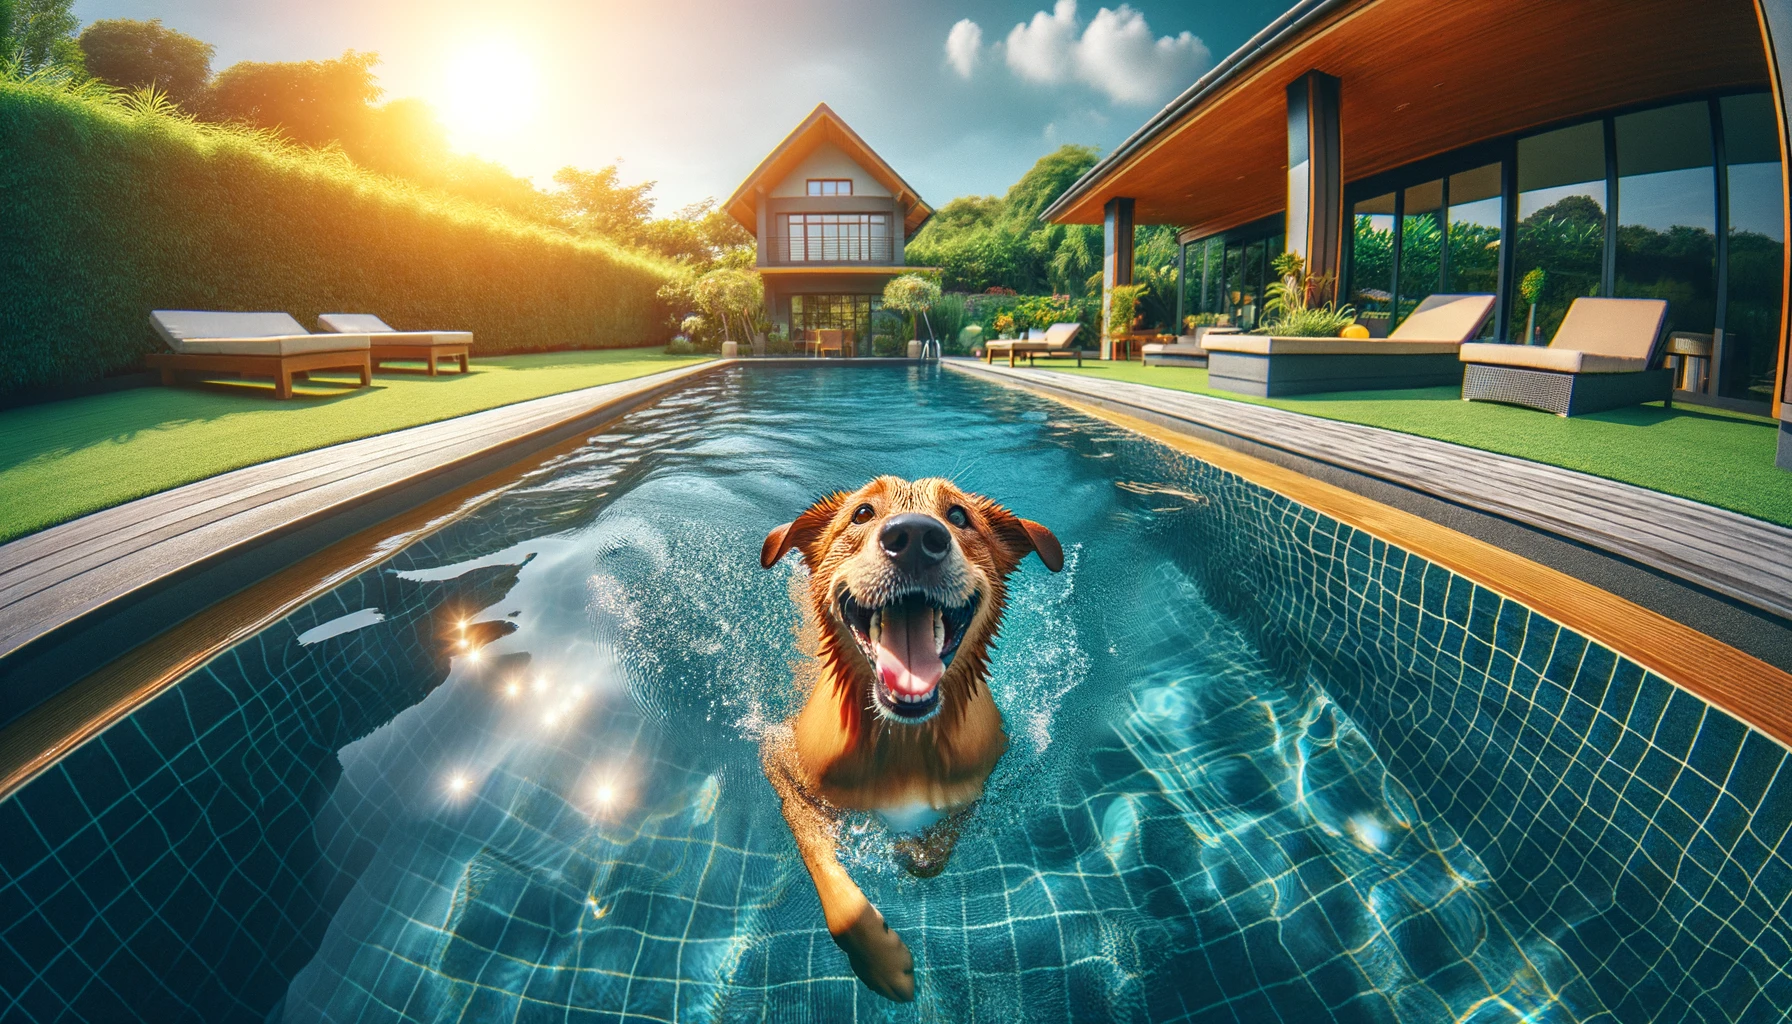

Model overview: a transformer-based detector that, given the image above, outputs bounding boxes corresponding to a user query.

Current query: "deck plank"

[952,361,1792,622]
[0,364,718,660]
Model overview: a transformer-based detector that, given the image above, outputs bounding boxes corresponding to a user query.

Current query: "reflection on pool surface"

[6,366,1788,1023]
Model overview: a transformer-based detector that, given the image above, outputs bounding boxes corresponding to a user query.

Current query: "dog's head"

[761,476,1062,727]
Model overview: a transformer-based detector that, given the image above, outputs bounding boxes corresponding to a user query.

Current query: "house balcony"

[761,236,898,267]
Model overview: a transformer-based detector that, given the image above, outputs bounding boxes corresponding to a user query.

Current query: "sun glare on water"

[434,39,542,151]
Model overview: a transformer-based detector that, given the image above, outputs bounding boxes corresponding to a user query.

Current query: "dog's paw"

[832,903,916,1002]
[893,836,950,878]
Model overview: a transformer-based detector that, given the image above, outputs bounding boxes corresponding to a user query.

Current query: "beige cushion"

[1142,342,1206,356]
[1550,297,1668,358]
[150,310,369,355]
[1388,293,1496,342]
[985,339,1048,352]
[1042,322,1082,348]
[320,313,472,347]
[1459,343,1647,374]
[1205,335,1462,356]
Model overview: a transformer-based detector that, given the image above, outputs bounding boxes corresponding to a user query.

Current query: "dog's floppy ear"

[760,492,847,568]
[977,499,1064,573]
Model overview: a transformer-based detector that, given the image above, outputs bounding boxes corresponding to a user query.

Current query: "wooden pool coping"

[949,359,1792,751]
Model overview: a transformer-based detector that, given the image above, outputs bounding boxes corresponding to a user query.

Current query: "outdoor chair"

[147,310,371,400]
[1143,325,1242,367]
[816,328,846,358]
[984,323,1092,367]
[1203,292,1496,396]
[1459,296,1672,416]
[317,313,472,375]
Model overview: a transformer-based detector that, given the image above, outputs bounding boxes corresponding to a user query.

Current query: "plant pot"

[721,341,739,358]
[907,340,922,359]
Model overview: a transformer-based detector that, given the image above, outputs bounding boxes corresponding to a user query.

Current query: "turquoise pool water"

[5,365,1790,1022]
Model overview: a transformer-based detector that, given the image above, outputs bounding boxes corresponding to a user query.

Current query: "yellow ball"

[1339,323,1371,339]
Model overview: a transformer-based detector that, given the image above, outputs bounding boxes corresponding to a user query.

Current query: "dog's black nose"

[879,513,951,567]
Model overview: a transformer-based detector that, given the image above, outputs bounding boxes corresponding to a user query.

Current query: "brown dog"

[758,475,1063,1001]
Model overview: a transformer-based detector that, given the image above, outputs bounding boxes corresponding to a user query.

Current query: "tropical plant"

[991,312,1016,337]
[1263,252,1356,337]
[1185,312,1225,330]
[1,0,82,74]
[1105,283,1148,335]
[883,273,943,341]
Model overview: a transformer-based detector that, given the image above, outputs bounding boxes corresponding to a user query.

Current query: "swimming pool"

[4,365,1789,1022]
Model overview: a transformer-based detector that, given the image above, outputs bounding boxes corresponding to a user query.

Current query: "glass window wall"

[1513,121,1608,343]
[1720,92,1786,404]
[1614,102,1717,340]
[1349,193,1395,335]
[1446,163,1503,319]
[1398,179,1445,326]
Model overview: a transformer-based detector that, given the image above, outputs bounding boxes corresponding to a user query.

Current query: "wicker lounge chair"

[317,313,472,375]
[147,311,371,400]
[1459,297,1672,416]
[1203,293,1496,396]
[984,323,1091,367]
[1143,325,1241,367]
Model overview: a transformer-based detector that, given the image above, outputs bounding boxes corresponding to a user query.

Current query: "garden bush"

[0,72,680,397]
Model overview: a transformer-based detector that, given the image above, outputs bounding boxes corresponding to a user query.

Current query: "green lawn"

[1044,362,1792,527]
[0,349,708,543]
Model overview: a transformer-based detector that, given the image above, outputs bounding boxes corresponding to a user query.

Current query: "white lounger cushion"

[318,313,473,347]
[1204,335,1462,356]
[1458,343,1647,374]
[150,310,369,356]
[1142,342,1206,356]
[1388,293,1497,342]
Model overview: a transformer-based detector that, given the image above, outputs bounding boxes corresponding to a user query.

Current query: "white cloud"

[1076,6,1210,105]
[945,19,983,79]
[995,1,1210,105]
[1004,0,1081,84]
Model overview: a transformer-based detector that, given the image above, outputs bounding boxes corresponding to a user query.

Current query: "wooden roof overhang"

[725,103,934,238]
[1042,0,1772,239]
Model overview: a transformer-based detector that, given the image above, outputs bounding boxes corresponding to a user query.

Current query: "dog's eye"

[851,504,875,525]
[946,505,969,528]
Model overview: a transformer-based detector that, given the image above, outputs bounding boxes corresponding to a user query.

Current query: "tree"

[1,0,82,73]
[690,268,763,345]
[78,18,213,106]
[206,50,383,148]
[554,165,657,241]
[883,274,943,341]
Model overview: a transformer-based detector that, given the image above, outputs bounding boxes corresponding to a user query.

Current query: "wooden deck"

[0,362,720,667]
[947,361,1792,624]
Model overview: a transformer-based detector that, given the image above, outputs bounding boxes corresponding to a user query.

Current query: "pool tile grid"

[3,368,1791,1022]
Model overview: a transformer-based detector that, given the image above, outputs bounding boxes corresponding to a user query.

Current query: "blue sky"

[70,0,1294,213]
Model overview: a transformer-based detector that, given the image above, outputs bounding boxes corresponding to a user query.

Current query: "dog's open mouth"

[838,590,979,722]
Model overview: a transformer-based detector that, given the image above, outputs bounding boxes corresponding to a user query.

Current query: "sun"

[434,38,542,151]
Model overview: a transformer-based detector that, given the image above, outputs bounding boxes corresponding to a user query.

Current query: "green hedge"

[0,76,679,397]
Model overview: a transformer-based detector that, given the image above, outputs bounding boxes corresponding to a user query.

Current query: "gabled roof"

[725,103,933,237]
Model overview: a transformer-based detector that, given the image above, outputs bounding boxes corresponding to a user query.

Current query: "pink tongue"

[874,603,943,696]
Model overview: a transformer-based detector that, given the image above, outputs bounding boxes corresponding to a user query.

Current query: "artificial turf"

[0,349,708,543]
[1042,362,1792,528]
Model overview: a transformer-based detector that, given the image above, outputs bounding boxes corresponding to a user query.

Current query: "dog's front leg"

[764,745,915,1002]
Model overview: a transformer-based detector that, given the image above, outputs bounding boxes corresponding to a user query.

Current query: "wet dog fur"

[758,476,1062,1001]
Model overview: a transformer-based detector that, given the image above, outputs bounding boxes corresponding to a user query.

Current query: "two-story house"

[725,103,932,349]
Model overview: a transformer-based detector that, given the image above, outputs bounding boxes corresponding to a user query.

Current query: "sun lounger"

[1143,326,1241,367]
[317,313,472,375]
[1459,296,1671,416]
[984,323,1092,367]
[1204,293,1496,396]
[147,311,371,400]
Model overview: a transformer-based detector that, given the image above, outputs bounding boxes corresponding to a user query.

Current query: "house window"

[777,213,891,262]
[806,179,853,196]
[790,294,878,352]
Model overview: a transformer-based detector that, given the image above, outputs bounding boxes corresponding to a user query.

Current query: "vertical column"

[1101,196,1135,360]
[892,198,907,265]
[1757,0,1792,468]
[1285,71,1343,298]
[755,188,769,267]
[1175,241,1188,336]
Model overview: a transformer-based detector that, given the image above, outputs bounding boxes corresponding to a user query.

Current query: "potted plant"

[1260,253,1356,337]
